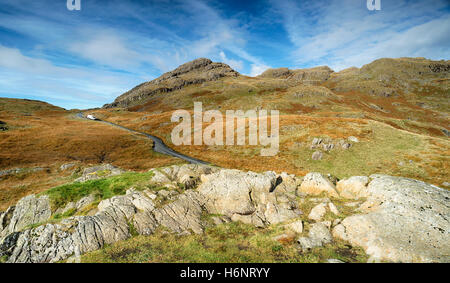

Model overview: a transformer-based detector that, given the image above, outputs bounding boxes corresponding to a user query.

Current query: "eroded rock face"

[0,195,51,239]
[333,175,450,263]
[1,165,449,263]
[198,169,302,227]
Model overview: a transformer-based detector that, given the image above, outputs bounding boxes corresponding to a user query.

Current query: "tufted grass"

[81,221,368,263]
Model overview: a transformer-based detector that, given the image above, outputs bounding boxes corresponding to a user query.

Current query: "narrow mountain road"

[76,113,210,165]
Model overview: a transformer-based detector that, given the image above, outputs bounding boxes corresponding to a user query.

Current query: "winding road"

[76,113,209,165]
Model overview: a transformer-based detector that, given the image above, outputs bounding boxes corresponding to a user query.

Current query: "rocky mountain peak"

[103,58,239,109]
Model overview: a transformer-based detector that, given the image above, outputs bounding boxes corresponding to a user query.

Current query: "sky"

[0,0,448,109]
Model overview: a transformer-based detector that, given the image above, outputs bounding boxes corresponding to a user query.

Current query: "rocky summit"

[0,164,448,263]
[103,58,239,109]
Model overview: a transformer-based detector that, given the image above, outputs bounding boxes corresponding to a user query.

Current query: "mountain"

[103,58,239,109]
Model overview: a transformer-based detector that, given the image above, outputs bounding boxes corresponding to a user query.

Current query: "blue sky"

[0,0,448,109]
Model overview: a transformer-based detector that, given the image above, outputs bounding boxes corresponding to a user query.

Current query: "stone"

[299,173,339,197]
[332,175,450,263]
[327,259,345,263]
[309,222,332,244]
[179,174,199,190]
[332,219,341,227]
[75,164,124,182]
[60,163,76,171]
[157,190,171,198]
[310,138,323,149]
[341,143,352,150]
[442,182,450,187]
[285,220,303,233]
[75,195,96,211]
[344,201,360,207]
[348,136,359,143]
[312,151,323,160]
[297,222,332,251]
[322,143,335,152]
[0,195,51,238]
[308,202,327,221]
[198,169,301,226]
[328,202,339,215]
[336,176,370,199]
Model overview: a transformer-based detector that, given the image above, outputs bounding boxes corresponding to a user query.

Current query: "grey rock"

[75,195,97,211]
[348,136,359,143]
[333,175,450,263]
[60,163,76,171]
[0,195,51,238]
[298,222,332,251]
[75,164,124,182]
[312,151,323,160]
[341,143,352,149]
[198,169,301,226]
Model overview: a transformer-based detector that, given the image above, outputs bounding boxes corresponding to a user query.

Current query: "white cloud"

[69,33,141,69]
[248,64,270,77]
[219,51,244,71]
[0,45,141,109]
[272,0,450,70]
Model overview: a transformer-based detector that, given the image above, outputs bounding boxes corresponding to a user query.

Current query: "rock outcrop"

[259,66,334,85]
[0,165,449,263]
[299,172,339,197]
[74,164,124,182]
[103,58,239,109]
[333,175,450,263]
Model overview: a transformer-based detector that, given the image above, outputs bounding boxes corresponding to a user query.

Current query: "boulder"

[285,220,303,233]
[348,136,359,143]
[198,169,301,226]
[60,163,76,171]
[0,195,51,238]
[332,175,450,263]
[312,151,323,160]
[328,202,340,215]
[299,173,339,197]
[308,202,328,222]
[297,222,332,251]
[336,176,370,199]
[75,195,97,211]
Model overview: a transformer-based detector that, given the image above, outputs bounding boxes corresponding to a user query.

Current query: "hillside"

[92,57,449,187]
[0,57,449,264]
[0,98,177,210]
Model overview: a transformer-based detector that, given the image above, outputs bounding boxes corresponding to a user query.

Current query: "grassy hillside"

[89,57,449,187]
[0,98,177,210]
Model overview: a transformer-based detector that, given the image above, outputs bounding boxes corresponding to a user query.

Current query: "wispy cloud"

[271,0,450,70]
[0,0,448,108]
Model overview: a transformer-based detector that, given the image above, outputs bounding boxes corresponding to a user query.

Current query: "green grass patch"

[40,171,155,210]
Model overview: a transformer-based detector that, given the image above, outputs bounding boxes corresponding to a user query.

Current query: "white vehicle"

[86,114,97,120]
